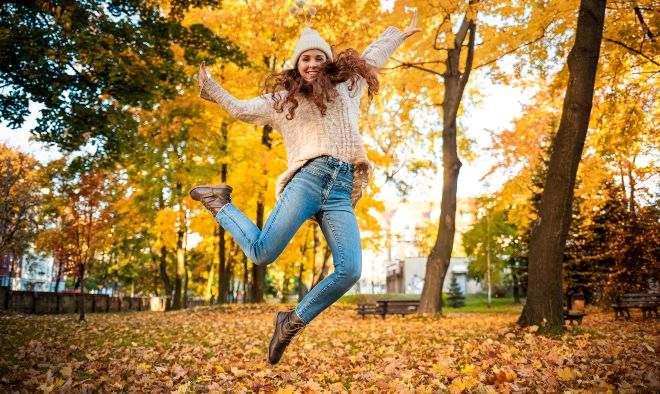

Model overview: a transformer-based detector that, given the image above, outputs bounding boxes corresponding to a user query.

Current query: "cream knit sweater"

[200,26,407,208]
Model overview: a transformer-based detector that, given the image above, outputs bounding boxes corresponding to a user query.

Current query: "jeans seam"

[297,212,345,319]
[297,275,340,321]
[256,179,291,254]
[215,202,230,217]
[301,167,324,177]
[322,167,340,204]
[217,205,251,244]
[327,209,345,263]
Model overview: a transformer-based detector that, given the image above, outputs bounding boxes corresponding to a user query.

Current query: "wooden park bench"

[562,293,587,327]
[563,308,586,326]
[357,299,419,319]
[613,293,660,320]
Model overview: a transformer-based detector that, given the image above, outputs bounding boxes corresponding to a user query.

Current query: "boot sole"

[268,311,285,364]
[189,185,233,200]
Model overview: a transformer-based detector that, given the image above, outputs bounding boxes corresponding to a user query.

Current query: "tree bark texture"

[518,0,606,330]
[250,124,273,303]
[419,14,476,314]
[217,121,231,304]
[172,187,185,310]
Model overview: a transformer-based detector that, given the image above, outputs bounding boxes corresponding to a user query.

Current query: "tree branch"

[454,14,471,48]
[603,37,660,66]
[475,19,555,70]
[389,58,443,76]
[433,14,452,51]
[634,6,655,40]
[450,20,476,121]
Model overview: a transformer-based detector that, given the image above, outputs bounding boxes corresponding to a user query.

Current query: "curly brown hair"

[262,48,380,120]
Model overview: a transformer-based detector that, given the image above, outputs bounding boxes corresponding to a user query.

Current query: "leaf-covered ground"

[1,304,658,393]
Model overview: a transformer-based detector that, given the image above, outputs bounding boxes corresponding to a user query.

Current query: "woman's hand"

[198,61,208,91]
[402,9,422,39]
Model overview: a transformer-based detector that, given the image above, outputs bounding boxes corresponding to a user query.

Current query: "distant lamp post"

[486,210,491,308]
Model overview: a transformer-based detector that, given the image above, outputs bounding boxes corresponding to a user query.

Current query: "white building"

[354,199,478,294]
[0,250,65,292]
[386,256,482,295]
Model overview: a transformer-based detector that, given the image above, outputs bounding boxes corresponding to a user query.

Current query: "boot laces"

[281,319,306,344]
[201,193,231,208]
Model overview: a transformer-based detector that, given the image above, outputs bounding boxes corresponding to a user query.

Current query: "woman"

[192,11,421,364]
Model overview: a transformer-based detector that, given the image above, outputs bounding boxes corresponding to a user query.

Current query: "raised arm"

[363,10,421,67]
[198,63,274,126]
[350,10,422,98]
[361,26,408,68]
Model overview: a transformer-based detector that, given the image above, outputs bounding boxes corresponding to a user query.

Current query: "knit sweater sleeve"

[362,26,407,68]
[348,26,407,99]
[199,75,274,126]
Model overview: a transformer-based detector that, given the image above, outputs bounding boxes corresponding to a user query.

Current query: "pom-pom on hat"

[289,2,330,67]
[291,27,333,67]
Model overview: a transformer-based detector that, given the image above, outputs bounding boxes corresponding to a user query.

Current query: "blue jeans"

[214,155,362,324]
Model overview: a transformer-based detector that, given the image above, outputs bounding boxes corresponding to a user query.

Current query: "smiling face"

[297,49,327,81]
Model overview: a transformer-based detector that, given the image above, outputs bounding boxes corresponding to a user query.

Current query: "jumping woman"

[191,8,421,364]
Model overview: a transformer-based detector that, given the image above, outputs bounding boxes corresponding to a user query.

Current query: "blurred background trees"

[1,0,657,313]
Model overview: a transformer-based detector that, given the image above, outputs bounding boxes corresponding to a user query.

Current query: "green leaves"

[0,0,246,161]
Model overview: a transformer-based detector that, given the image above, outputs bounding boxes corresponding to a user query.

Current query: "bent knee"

[339,265,361,285]
[251,252,278,266]
[249,243,280,266]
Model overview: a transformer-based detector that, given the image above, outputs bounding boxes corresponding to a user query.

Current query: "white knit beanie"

[291,27,333,67]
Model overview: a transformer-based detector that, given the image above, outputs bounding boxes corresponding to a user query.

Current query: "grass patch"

[338,292,524,314]
[338,293,421,305]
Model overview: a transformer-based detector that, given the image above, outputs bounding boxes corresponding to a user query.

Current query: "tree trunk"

[159,245,172,311]
[251,194,266,303]
[250,124,273,303]
[205,242,215,302]
[297,225,311,301]
[297,261,306,301]
[242,255,249,303]
[312,243,332,289]
[512,267,521,304]
[217,130,230,303]
[310,223,321,288]
[182,266,189,309]
[216,121,231,304]
[517,0,606,331]
[173,186,186,310]
[419,14,476,314]
[78,262,86,322]
[183,231,189,308]
[53,251,63,293]
[173,226,184,310]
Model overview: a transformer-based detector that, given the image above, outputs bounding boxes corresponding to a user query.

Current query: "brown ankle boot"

[189,185,233,216]
[268,310,306,364]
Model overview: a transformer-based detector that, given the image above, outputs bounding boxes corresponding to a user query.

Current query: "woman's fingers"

[410,9,418,28]
[402,9,421,38]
